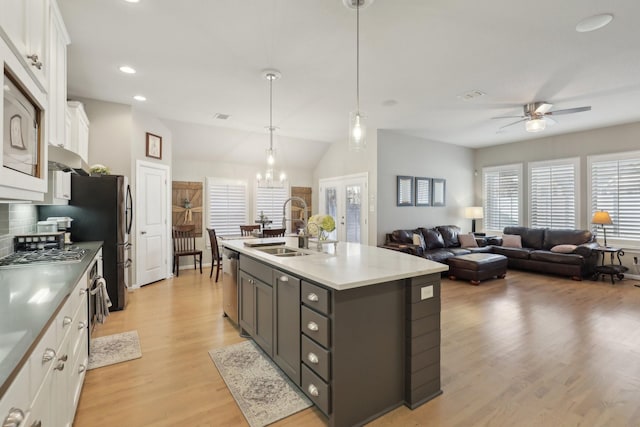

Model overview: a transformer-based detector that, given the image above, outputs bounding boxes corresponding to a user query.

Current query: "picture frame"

[397,175,414,206]
[414,177,431,206]
[431,178,446,207]
[146,132,162,159]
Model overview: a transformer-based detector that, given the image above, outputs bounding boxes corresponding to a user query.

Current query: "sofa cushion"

[543,229,593,250]
[503,226,545,249]
[420,228,445,249]
[529,250,584,265]
[423,249,455,263]
[436,225,461,247]
[447,248,472,256]
[550,244,577,254]
[491,246,532,260]
[502,234,522,248]
[391,229,415,244]
[458,234,478,248]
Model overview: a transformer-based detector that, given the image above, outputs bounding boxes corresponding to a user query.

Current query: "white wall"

[377,130,475,244]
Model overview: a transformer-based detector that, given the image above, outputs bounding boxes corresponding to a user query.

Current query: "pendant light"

[346,0,372,151]
[256,70,286,188]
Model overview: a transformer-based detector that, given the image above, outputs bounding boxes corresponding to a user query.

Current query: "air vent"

[214,113,230,120]
[457,90,486,101]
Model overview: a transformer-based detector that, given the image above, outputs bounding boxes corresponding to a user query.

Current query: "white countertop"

[221,237,448,290]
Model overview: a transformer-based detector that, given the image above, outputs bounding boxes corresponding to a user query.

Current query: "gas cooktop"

[0,247,87,268]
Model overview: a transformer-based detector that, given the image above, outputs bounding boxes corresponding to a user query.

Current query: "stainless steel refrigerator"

[40,174,133,311]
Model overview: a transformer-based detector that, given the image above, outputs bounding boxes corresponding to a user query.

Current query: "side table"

[593,246,628,284]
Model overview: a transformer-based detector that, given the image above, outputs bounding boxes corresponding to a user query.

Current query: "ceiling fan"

[493,102,591,133]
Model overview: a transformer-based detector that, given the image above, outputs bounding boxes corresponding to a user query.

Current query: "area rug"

[88,330,142,370]
[209,341,312,427]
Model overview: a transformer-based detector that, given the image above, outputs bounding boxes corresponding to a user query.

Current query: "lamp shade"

[591,210,612,225]
[464,206,484,219]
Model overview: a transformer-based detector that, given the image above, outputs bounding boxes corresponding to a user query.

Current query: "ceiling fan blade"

[491,115,526,120]
[534,102,553,114]
[546,106,591,116]
[499,118,527,130]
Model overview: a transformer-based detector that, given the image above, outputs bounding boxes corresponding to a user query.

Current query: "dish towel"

[91,277,112,323]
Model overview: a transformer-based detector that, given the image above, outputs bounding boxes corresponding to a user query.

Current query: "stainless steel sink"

[256,246,309,257]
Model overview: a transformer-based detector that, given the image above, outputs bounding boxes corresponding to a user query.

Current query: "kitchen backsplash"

[0,204,38,257]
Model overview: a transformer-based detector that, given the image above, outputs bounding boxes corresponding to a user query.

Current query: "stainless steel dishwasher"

[222,248,239,324]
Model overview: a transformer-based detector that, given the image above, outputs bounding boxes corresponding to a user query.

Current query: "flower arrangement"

[89,164,110,175]
[307,214,336,240]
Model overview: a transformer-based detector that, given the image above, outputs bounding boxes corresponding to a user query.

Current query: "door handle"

[141,231,147,235]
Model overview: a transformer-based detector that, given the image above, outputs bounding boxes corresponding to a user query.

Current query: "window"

[483,164,522,231]
[256,185,289,230]
[206,178,247,238]
[529,158,579,229]
[589,152,640,241]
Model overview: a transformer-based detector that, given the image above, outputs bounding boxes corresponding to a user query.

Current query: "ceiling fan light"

[526,118,546,133]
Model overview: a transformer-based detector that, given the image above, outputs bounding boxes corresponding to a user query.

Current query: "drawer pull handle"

[59,354,68,362]
[307,321,319,332]
[3,408,25,427]
[63,316,73,327]
[307,293,319,302]
[279,275,289,282]
[79,288,88,295]
[27,53,43,69]
[54,361,65,371]
[31,420,42,427]
[78,321,86,330]
[78,364,86,374]
[42,348,56,363]
[307,352,319,364]
[308,384,319,397]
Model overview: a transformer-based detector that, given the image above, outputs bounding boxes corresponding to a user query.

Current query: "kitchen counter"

[221,237,448,290]
[0,241,102,398]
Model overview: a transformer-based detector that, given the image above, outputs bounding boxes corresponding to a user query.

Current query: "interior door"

[319,173,368,244]
[136,161,169,285]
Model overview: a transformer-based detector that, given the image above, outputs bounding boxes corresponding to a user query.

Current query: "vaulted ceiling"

[59,0,640,161]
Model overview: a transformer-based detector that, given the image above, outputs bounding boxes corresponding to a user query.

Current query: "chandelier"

[257,70,287,188]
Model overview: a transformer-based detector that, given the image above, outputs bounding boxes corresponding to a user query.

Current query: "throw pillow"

[550,244,577,253]
[502,234,522,248]
[412,233,426,250]
[458,233,479,248]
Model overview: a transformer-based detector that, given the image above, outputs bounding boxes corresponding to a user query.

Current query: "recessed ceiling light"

[123,0,140,3]
[457,90,486,101]
[576,13,614,33]
[119,65,136,74]
[133,95,146,101]
[214,113,230,120]
[381,100,398,107]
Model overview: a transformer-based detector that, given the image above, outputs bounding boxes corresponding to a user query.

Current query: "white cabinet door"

[54,170,71,200]
[67,101,90,160]
[0,1,28,60]
[47,0,70,148]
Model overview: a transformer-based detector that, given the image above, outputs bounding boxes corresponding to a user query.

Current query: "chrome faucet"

[282,196,308,236]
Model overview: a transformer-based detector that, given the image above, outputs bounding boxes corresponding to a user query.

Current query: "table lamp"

[591,210,612,247]
[464,206,484,234]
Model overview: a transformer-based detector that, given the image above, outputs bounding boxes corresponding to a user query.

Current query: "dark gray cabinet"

[238,270,255,336]
[273,270,301,385]
[253,279,273,355]
[238,257,273,355]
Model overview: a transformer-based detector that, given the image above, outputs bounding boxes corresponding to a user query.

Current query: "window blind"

[529,160,577,229]
[256,186,289,230]
[207,178,247,237]
[483,165,521,231]
[591,155,640,240]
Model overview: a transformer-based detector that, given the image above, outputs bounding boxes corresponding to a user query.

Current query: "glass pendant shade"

[266,147,275,165]
[349,111,366,151]
[526,118,546,132]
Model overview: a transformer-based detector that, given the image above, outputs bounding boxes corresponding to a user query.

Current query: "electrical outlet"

[420,286,434,300]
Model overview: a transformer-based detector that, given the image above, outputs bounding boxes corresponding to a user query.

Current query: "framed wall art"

[431,178,446,207]
[397,175,414,206]
[146,132,162,159]
[415,177,431,206]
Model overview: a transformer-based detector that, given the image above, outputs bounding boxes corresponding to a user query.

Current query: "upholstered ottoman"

[448,253,508,285]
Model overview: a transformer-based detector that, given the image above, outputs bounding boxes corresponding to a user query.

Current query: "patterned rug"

[209,340,312,427]
[88,330,142,370]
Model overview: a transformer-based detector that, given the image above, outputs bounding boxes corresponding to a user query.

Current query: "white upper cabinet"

[48,0,70,148]
[67,101,90,163]
[0,0,50,89]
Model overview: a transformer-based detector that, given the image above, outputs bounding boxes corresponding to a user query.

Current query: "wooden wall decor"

[291,186,312,220]
[172,181,203,236]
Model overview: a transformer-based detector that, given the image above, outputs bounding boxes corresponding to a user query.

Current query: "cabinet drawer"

[29,318,58,396]
[301,281,330,315]
[0,358,30,425]
[71,344,89,416]
[56,298,75,344]
[70,307,89,363]
[301,306,331,348]
[68,274,88,319]
[301,335,331,381]
[239,256,272,285]
[301,365,331,415]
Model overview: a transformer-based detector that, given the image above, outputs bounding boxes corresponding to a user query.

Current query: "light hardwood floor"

[74,269,640,427]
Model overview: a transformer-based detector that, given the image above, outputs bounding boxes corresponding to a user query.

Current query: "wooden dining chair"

[262,228,286,237]
[172,225,202,277]
[207,228,222,282]
[240,225,261,236]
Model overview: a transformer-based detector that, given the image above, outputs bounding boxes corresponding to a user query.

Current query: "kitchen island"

[221,237,448,427]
